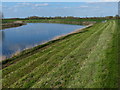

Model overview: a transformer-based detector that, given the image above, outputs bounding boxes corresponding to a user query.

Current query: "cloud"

[63,7,71,8]
[101,0,119,1]
[2,2,49,12]
[86,2,98,4]
[10,2,32,8]
[79,6,89,8]
[34,3,49,7]
[14,3,49,8]
[63,6,89,9]
[17,2,31,6]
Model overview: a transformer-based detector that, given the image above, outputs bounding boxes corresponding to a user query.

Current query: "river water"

[1,23,85,58]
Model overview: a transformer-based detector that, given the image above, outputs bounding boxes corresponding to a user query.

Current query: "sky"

[2,2,118,18]
[2,0,120,2]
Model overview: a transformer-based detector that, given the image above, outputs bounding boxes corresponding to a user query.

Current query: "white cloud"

[34,3,48,7]
[10,2,32,8]
[14,3,49,7]
[63,5,100,10]
[63,6,89,9]
[86,2,98,4]
[17,2,31,6]
[79,6,89,8]
[63,7,71,8]
[101,0,119,1]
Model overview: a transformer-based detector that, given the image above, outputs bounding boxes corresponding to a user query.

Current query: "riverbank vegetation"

[2,20,120,88]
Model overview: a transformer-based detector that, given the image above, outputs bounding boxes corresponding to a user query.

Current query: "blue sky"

[2,0,119,2]
[2,2,118,18]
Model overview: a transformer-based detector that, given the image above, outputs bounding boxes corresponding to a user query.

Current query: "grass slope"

[2,20,120,88]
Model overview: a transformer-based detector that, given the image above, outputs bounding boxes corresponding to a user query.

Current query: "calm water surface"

[1,23,85,58]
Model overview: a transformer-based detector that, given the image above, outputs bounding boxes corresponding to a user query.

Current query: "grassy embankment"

[2,20,120,88]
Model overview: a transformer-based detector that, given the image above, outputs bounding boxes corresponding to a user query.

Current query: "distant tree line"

[2,15,120,20]
[25,15,120,19]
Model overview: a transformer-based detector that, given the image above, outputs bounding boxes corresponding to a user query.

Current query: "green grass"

[2,20,120,88]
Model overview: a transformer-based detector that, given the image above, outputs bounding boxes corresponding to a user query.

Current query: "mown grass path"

[2,20,120,88]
